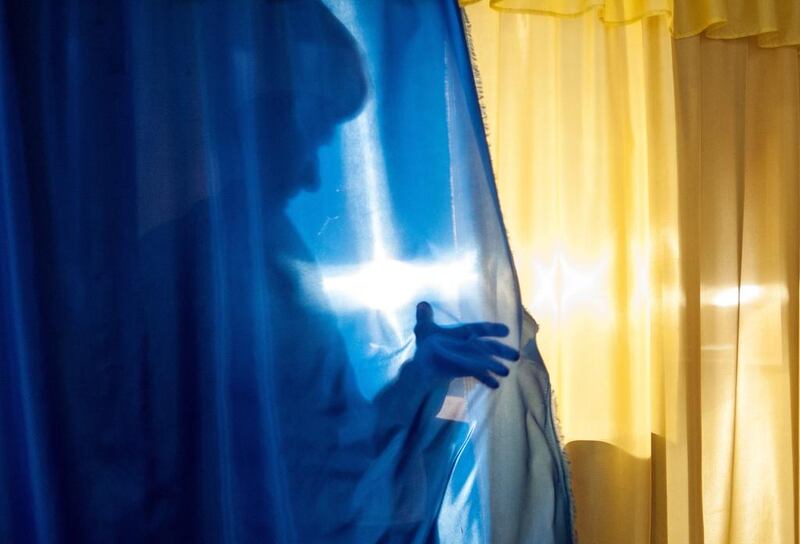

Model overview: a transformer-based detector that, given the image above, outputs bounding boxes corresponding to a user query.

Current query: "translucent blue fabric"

[0,1,573,542]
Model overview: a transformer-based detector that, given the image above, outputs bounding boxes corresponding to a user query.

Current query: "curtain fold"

[464,1,800,542]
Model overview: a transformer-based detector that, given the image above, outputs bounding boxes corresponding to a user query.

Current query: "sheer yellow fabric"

[461,0,800,47]
[464,2,800,542]
[459,0,669,24]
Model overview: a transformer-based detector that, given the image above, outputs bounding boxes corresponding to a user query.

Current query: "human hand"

[411,301,519,389]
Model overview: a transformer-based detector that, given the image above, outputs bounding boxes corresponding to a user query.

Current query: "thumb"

[414,301,439,343]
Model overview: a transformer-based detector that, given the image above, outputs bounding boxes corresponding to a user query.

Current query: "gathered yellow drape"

[463,2,799,543]
[461,0,800,47]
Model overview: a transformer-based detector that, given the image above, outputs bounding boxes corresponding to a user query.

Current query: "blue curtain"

[0,1,573,542]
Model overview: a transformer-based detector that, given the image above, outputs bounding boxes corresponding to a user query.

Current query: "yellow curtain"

[672,37,799,544]
[462,2,800,542]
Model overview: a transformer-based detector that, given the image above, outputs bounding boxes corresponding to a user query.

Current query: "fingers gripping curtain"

[0,1,573,543]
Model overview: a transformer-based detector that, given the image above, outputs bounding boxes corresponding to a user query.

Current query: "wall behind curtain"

[462,1,800,542]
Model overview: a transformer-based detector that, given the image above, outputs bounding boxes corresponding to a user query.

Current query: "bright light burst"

[321,252,479,312]
[709,284,764,308]
[530,250,613,316]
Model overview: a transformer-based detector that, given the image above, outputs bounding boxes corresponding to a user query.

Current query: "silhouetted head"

[234,0,368,205]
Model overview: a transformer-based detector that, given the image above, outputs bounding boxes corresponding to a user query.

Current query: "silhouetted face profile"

[242,0,368,205]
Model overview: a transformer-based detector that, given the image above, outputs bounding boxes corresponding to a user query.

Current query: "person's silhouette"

[137,1,518,541]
